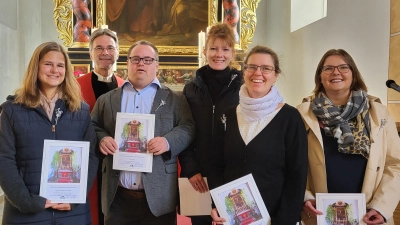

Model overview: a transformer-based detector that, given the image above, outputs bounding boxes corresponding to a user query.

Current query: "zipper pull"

[52,125,55,132]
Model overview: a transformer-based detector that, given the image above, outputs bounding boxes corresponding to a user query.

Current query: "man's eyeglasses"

[93,46,116,53]
[322,64,350,74]
[128,56,157,65]
[244,64,275,74]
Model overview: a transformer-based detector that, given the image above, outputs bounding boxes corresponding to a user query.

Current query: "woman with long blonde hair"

[0,42,98,224]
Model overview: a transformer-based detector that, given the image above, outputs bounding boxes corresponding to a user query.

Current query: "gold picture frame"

[53,0,259,53]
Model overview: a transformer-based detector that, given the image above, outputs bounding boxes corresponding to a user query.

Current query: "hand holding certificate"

[209,174,271,225]
[112,113,155,172]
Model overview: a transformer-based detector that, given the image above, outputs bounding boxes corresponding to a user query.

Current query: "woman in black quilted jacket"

[0,42,98,225]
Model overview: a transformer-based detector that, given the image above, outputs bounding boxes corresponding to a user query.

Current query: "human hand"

[147,137,168,155]
[303,199,323,217]
[51,203,72,211]
[99,136,118,155]
[44,199,57,209]
[189,173,208,193]
[363,209,385,225]
[211,208,226,225]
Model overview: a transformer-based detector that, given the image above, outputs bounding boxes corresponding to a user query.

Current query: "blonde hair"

[14,42,82,111]
[205,23,236,55]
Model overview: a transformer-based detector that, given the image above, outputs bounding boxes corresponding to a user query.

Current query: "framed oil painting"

[210,174,271,225]
[158,65,197,92]
[316,193,366,225]
[72,64,90,78]
[53,0,260,53]
[39,140,90,204]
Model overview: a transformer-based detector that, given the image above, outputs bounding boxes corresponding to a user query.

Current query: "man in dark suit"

[91,40,195,225]
[76,28,124,225]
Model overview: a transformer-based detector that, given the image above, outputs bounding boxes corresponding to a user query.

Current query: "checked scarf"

[311,90,371,158]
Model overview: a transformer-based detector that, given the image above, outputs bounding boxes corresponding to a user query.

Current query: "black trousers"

[105,187,176,225]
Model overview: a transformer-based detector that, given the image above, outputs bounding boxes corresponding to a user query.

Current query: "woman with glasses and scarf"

[210,45,308,225]
[297,49,400,225]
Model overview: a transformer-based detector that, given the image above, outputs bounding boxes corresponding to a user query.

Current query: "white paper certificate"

[113,113,155,172]
[39,140,90,203]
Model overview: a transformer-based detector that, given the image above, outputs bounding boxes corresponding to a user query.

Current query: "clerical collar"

[93,71,113,83]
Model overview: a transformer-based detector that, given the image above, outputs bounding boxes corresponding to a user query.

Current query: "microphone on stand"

[386,80,400,92]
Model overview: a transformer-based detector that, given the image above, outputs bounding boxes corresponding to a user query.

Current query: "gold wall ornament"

[240,0,260,51]
[95,0,105,26]
[53,0,73,47]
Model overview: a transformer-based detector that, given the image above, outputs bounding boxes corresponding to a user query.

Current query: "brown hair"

[313,49,367,94]
[89,28,119,51]
[14,42,82,111]
[205,23,236,54]
[127,40,159,61]
[244,45,281,74]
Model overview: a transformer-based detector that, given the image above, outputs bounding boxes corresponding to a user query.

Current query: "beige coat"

[297,95,400,225]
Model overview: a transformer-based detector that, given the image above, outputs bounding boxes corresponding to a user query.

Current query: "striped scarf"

[311,90,371,158]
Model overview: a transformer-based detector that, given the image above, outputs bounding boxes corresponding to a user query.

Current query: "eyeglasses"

[93,46,116,53]
[244,64,275,74]
[128,56,157,65]
[322,64,350,74]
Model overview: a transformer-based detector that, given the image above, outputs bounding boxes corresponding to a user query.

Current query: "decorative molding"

[240,0,260,51]
[53,0,73,47]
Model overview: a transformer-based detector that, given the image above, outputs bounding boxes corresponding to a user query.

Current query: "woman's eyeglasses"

[322,64,350,74]
[244,64,275,74]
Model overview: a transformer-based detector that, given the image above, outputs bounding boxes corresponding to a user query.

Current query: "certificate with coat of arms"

[113,113,155,172]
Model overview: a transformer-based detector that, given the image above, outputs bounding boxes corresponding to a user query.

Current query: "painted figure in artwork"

[73,0,92,42]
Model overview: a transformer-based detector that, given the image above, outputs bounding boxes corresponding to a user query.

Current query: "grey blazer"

[91,85,195,217]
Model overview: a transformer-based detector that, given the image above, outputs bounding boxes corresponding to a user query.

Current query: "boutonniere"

[55,108,63,125]
[155,100,166,112]
[221,114,227,131]
[380,119,387,129]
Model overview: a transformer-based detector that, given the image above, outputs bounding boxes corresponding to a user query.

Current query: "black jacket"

[179,66,243,180]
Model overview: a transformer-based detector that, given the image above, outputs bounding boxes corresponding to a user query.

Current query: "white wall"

[0,0,390,106]
[252,0,390,106]
[0,0,60,103]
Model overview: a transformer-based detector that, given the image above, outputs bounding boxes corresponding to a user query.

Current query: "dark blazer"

[214,104,308,224]
[91,85,195,217]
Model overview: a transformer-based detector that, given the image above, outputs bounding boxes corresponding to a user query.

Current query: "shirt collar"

[122,77,162,91]
[94,71,114,83]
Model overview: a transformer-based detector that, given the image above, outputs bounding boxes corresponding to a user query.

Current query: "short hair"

[89,28,119,51]
[14,42,82,111]
[313,49,367,94]
[244,45,281,74]
[205,23,236,54]
[127,40,159,61]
